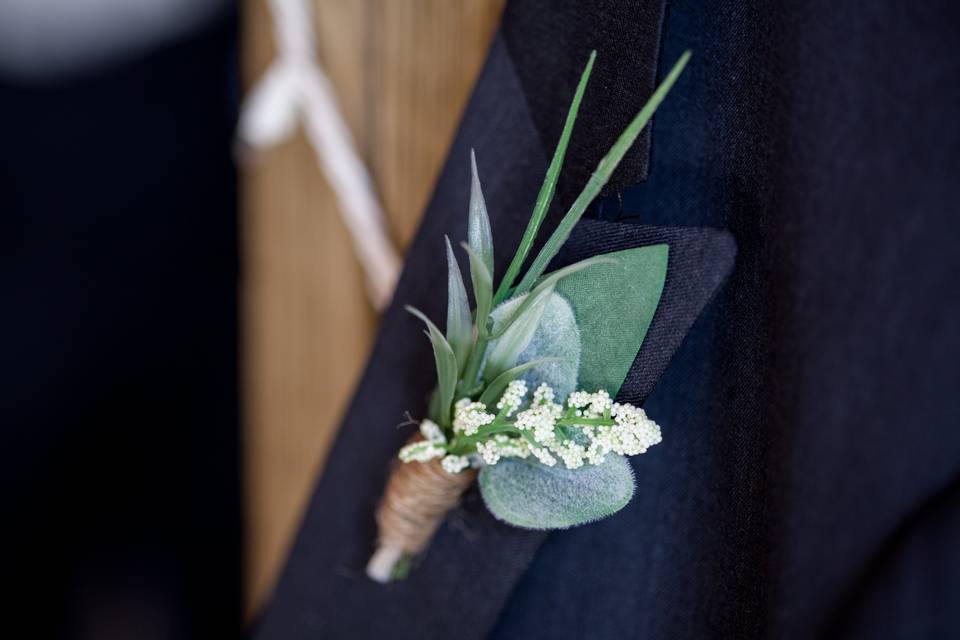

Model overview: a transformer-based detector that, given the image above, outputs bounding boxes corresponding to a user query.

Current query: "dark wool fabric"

[256,0,960,638]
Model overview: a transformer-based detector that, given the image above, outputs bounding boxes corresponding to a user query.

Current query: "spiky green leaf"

[461,242,493,338]
[513,51,690,296]
[444,236,472,371]
[405,306,458,426]
[468,150,494,279]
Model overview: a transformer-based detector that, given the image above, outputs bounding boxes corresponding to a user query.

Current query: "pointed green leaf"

[468,149,494,279]
[489,255,614,339]
[479,454,635,529]
[444,236,472,371]
[461,242,493,338]
[555,244,668,396]
[483,285,554,382]
[513,51,690,296]
[494,50,596,305]
[406,306,458,425]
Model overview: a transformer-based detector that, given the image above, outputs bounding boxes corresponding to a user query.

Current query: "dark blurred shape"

[0,6,240,640]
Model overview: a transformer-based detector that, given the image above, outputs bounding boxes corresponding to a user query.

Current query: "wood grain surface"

[241,0,504,617]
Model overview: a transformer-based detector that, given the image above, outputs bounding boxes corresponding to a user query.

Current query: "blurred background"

[1,0,504,636]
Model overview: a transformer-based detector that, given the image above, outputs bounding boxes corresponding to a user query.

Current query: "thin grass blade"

[513,51,691,296]
[493,50,596,305]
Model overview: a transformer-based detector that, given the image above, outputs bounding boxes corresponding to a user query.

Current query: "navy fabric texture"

[256,0,960,638]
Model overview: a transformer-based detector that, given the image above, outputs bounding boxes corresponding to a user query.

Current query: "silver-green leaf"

[506,291,581,401]
[405,306,458,426]
[478,455,635,529]
[444,236,472,371]
[468,149,494,279]
[483,285,554,383]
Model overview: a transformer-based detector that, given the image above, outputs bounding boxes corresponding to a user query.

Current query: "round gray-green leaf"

[487,291,580,400]
[479,455,635,530]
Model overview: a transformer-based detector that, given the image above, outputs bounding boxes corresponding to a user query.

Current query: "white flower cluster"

[398,439,446,463]
[506,383,661,469]
[452,398,495,436]
[476,433,531,465]
[397,418,473,474]
[567,388,613,417]
[580,402,662,461]
[496,379,527,416]
[398,383,662,474]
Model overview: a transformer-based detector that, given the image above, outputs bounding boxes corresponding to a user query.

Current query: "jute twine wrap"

[374,437,477,556]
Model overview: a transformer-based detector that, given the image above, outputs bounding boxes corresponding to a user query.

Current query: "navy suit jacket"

[254,1,960,638]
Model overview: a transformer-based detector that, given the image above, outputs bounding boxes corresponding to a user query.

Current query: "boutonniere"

[367,50,691,582]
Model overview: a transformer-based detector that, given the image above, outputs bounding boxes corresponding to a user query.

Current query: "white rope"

[238,0,401,310]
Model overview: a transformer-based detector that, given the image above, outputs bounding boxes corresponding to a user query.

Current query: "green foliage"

[444,236,472,371]
[556,245,668,396]
[489,255,614,340]
[512,292,581,400]
[403,52,687,530]
[478,454,635,529]
[483,285,555,383]
[493,51,596,305]
[468,150,494,279]
[405,306,458,426]
[462,242,493,338]
[512,50,691,297]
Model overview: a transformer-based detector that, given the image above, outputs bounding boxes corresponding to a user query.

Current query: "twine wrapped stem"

[366,437,477,582]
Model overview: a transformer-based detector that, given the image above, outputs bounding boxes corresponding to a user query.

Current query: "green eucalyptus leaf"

[513,51,690,296]
[555,245,668,396]
[483,285,554,383]
[494,50,596,305]
[489,255,614,340]
[468,149,494,279]
[461,242,493,338]
[478,455,635,529]
[405,306,458,425]
[444,236,472,370]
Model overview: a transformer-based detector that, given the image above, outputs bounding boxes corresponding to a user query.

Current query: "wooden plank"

[241,0,504,617]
